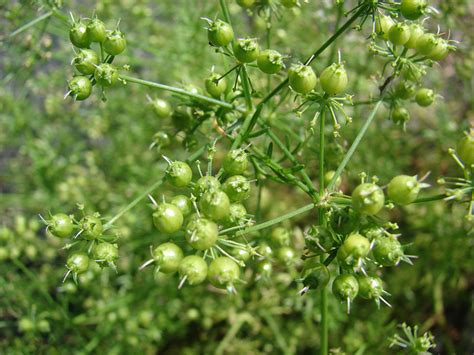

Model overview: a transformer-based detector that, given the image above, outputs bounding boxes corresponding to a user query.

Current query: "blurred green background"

[1,0,473,353]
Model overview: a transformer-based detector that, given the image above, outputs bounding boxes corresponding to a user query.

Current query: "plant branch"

[219,203,314,237]
[327,100,384,190]
[120,75,242,111]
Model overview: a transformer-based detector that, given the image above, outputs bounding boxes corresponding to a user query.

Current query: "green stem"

[219,203,314,237]
[8,11,53,38]
[326,3,344,66]
[219,0,232,25]
[328,100,383,190]
[412,193,447,204]
[241,66,253,111]
[304,5,368,65]
[319,108,326,196]
[318,107,329,355]
[100,42,105,62]
[104,178,164,229]
[120,75,241,111]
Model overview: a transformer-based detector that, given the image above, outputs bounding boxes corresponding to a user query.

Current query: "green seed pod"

[332,274,359,302]
[205,73,227,98]
[93,242,119,266]
[388,22,411,46]
[337,233,371,268]
[152,203,183,234]
[72,49,99,75]
[257,49,284,74]
[223,149,249,175]
[69,20,91,48]
[357,275,384,299]
[288,63,317,94]
[68,76,92,101]
[457,133,474,165]
[372,236,404,266]
[415,88,435,107]
[300,259,330,291]
[67,252,90,274]
[222,175,251,202]
[47,213,74,238]
[86,18,106,42]
[320,63,348,96]
[208,20,234,47]
[104,30,126,55]
[352,183,385,215]
[179,255,208,285]
[185,217,218,250]
[391,106,410,124]
[387,175,421,205]
[375,15,395,40]
[233,38,260,63]
[152,242,184,273]
[199,190,231,221]
[400,0,428,20]
[166,161,193,187]
[208,257,240,289]
[94,63,119,87]
[80,215,103,240]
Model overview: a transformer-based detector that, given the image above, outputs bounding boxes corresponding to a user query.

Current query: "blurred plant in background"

[0,0,473,353]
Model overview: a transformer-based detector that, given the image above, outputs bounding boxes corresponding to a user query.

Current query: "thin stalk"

[240,66,253,111]
[8,11,53,38]
[256,180,263,222]
[120,75,241,111]
[266,26,272,91]
[304,5,368,65]
[219,0,232,25]
[104,178,164,229]
[328,100,383,190]
[412,193,447,204]
[220,203,314,237]
[326,3,344,66]
[318,108,328,355]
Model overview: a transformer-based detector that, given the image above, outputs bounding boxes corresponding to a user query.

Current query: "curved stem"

[120,75,242,111]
